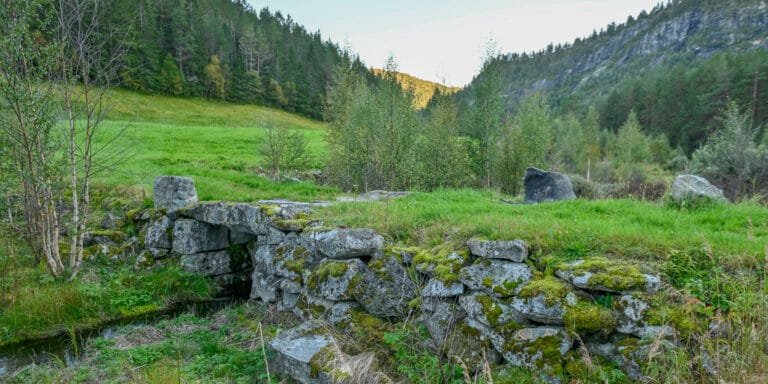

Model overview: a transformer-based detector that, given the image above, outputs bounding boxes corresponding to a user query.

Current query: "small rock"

[422,278,465,298]
[502,327,572,377]
[511,292,578,325]
[523,168,576,204]
[467,238,528,262]
[422,298,466,345]
[153,176,198,212]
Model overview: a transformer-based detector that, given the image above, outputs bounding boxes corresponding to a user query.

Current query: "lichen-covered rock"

[587,336,679,381]
[459,259,532,298]
[229,230,255,245]
[502,327,572,378]
[421,278,464,298]
[671,174,727,203]
[459,292,527,330]
[305,229,384,259]
[523,168,576,204]
[183,202,270,235]
[614,294,650,335]
[153,176,198,212]
[273,244,315,283]
[172,219,229,255]
[259,227,287,245]
[555,257,660,293]
[250,243,280,302]
[144,215,173,250]
[268,320,335,384]
[180,247,250,277]
[352,252,417,317]
[467,238,528,262]
[305,259,367,301]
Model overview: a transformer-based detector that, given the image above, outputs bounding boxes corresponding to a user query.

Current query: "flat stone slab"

[467,238,528,262]
[268,320,334,384]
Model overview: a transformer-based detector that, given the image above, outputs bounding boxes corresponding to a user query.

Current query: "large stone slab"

[172,219,229,255]
[523,168,576,204]
[467,238,528,262]
[305,228,384,259]
[154,176,198,212]
[183,202,270,235]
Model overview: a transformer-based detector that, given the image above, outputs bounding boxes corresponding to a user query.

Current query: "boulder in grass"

[153,176,198,212]
[467,238,528,262]
[523,168,576,204]
[671,174,727,204]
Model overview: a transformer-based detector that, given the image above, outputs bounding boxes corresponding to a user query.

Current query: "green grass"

[6,304,280,384]
[317,190,768,262]
[0,250,212,348]
[85,88,336,202]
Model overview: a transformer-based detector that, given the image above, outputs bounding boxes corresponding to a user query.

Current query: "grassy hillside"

[372,69,460,109]
[93,89,335,202]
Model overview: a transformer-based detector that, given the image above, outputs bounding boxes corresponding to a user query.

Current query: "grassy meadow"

[90,88,335,202]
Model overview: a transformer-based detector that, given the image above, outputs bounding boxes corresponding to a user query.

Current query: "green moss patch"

[413,246,470,283]
[557,257,648,292]
[563,302,616,335]
[518,274,571,306]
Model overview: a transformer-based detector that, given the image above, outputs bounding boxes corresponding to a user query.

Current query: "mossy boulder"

[555,257,660,293]
[183,201,270,235]
[501,327,573,382]
[414,247,471,283]
[352,251,417,318]
[459,259,532,298]
[305,259,367,301]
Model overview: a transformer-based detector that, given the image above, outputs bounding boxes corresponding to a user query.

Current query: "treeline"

[598,51,768,154]
[326,56,768,201]
[96,0,370,119]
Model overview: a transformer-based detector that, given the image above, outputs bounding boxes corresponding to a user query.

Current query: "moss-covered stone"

[518,274,571,306]
[555,257,652,292]
[306,261,349,291]
[563,302,616,335]
[413,246,470,284]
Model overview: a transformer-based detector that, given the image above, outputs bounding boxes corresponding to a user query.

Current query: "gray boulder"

[614,294,650,335]
[306,228,384,259]
[172,219,229,255]
[459,292,527,329]
[467,238,528,262]
[250,244,280,302]
[153,176,198,212]
[352,252,417,317]
[459,259,532,298]
[144,215,173,250]
[305,259,367,301]
[671,174,727,203]
[523,168,576,204]
[268,320,335,384]
[554,258,661,294]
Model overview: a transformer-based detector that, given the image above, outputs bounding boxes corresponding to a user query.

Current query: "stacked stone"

[142,176,675,384]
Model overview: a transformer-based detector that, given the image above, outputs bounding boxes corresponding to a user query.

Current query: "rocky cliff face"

[465,0,768,109]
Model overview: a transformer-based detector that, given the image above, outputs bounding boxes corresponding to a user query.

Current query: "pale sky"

[248,0,659,86]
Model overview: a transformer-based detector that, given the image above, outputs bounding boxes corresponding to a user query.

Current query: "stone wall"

[141,177,681,383]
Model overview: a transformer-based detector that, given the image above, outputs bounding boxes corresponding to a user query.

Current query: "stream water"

[0,298,237,377]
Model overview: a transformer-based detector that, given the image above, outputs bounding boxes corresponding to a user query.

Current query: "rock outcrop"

[139,176,686,383]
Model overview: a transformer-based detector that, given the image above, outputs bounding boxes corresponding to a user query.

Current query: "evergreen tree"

[156,54,184,95]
